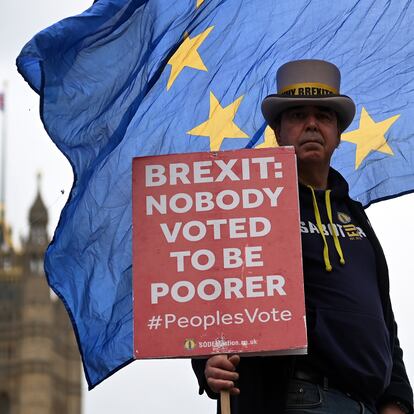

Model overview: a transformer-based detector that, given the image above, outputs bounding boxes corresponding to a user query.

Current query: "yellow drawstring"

[307,186,346,272]
[308,186,332,272]
[325,190,345,265]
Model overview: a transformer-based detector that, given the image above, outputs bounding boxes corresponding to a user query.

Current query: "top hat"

[261,59,356,132]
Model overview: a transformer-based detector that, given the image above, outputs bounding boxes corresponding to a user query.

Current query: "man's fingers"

[206,354,239,371]
[207,366,239,381]
[228,354,240,367]
[229,387,240,396]
[206,378,240,395]
[204,354,241,394]
[207,356,234,370]
[207,378,233,390]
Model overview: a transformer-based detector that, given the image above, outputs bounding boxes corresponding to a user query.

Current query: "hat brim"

[261,95,356,132]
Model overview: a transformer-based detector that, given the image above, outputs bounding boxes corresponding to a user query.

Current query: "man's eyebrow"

[317,106,336,114]
[286,106,334,112]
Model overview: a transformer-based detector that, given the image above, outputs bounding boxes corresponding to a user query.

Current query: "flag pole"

[220,352,231,414]
[220,390,231,414]
[0,81,7,230]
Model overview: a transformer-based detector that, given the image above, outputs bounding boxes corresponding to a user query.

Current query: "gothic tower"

[0,177,82,414]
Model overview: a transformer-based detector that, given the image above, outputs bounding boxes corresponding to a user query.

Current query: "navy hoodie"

[192,168,413,414]
[298,169,392,407]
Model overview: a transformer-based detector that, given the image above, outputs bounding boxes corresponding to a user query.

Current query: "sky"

[1,1,413,413]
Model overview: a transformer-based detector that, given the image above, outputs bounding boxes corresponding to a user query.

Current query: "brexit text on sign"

[133,147,307,358]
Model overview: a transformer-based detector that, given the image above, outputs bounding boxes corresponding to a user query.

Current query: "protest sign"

[133,147,306,359]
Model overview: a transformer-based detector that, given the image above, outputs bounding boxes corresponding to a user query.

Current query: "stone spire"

[27,173,48,251]
[29,173,48,228]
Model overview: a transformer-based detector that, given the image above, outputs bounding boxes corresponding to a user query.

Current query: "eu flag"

[17,0,414,388]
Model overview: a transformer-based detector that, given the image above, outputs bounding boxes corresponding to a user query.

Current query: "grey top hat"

[261,59,356,132]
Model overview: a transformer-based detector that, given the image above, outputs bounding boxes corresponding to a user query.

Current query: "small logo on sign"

[337,212,351,224]
[184,339,196,350]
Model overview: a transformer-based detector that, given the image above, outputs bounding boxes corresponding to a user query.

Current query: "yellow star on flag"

[256,126,279,148]
[166,26,213,91]
[187,92,249,151]
[196,0,205,7]
[342,107,399,169]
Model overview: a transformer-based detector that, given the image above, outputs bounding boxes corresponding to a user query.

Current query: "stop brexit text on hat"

[132,147,307,359]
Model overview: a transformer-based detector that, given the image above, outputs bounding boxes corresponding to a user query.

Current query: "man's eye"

[290,112,304,120]
[318,113,334,122]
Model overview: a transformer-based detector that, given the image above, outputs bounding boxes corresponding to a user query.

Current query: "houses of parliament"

[0,179,81,414]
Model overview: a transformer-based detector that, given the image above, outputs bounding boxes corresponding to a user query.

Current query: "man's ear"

[274,128,281,146]
[336,129,341,148]
[273,122,282,145]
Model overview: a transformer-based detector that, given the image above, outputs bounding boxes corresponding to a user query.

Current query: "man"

[192,60,413,414]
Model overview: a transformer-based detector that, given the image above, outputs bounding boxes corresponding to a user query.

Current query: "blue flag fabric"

[17,0,414,388]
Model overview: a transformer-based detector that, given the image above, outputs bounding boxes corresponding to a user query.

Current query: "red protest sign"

[133,147,306,359]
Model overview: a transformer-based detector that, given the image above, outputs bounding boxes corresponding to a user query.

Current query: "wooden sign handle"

[220,390,231,414]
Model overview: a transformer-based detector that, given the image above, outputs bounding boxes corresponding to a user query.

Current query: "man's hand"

[380,403,408,414]
[204,354,241,395]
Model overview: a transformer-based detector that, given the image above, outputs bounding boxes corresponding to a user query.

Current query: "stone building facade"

[0,184,81,414]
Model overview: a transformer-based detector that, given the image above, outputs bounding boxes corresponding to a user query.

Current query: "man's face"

[276,105,340,166]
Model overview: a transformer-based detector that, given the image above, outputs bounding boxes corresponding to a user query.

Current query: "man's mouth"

[300,137,324,146]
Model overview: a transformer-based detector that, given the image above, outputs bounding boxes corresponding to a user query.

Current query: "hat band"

[279,82,338,96]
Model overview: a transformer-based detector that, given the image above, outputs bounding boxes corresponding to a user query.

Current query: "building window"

[1,257,11,271]
[30,259,44,275]
[30,227,47,246]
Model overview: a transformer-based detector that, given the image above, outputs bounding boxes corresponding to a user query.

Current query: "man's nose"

[304,114,319,130]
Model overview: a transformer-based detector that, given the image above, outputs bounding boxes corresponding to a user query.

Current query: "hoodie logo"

[337,212,351,224]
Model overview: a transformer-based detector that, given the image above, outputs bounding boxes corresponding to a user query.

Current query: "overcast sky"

[1,1,413,413]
